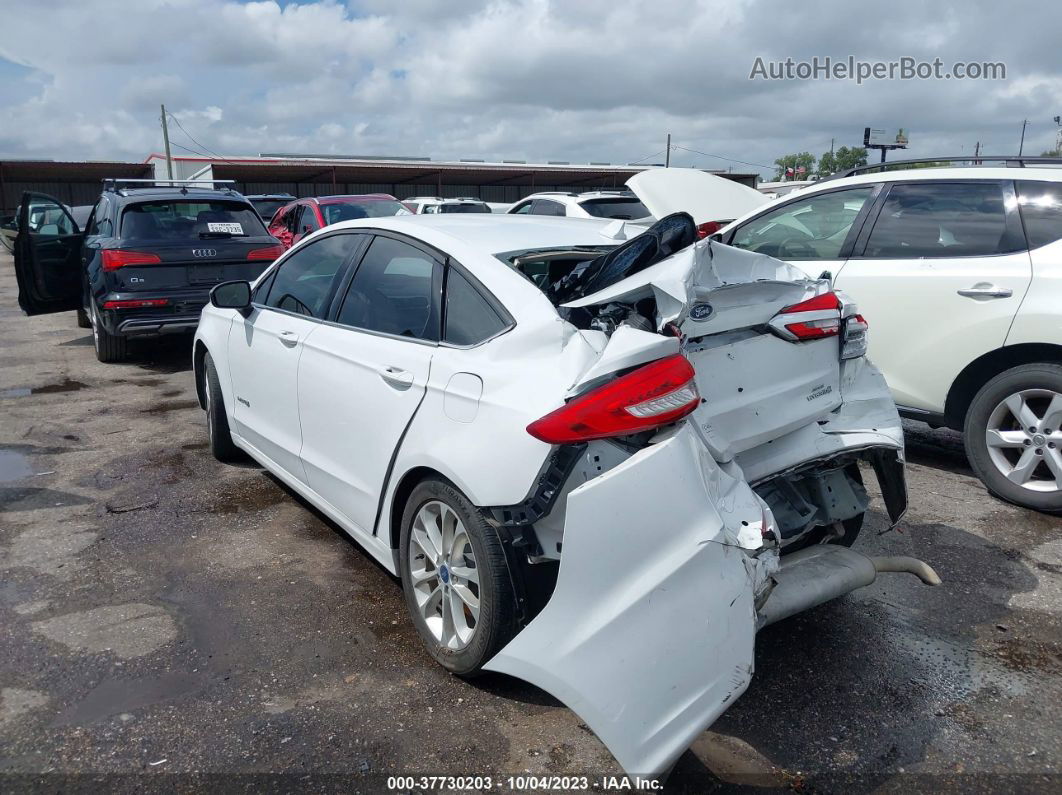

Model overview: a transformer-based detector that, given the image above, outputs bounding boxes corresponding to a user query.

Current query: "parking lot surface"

[1,250,1060,792]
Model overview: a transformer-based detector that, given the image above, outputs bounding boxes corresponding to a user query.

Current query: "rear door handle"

[378,366,415,389]
[278,330,299,347]
[957,283,1013,300]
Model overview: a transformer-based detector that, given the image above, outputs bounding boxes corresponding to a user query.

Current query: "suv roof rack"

[102,177,240,197]
[828,156,1062,180]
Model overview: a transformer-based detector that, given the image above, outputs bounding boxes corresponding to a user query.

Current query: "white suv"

[507,190,652,220]
[403,197,491,214]
[717,162,1062,512]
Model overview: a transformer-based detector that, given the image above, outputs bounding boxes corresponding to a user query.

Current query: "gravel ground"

[1,251,1060,793]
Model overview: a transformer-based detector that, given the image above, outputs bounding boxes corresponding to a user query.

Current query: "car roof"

[813,166,1062,192]
[308,194,398,205]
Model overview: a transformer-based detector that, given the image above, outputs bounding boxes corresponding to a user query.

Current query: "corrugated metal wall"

[1,181,106,213]
[230,181,621,204]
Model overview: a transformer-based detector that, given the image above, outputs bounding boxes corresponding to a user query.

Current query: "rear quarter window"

[1016,181,1062,249]
[579,198,650,219]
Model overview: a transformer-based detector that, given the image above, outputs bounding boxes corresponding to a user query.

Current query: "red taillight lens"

[102,298,169,310]
[696,220,725,239]
[102,250,162,271]
[773,291,842,340]
[526,354,700,444]
[247,245,283,261]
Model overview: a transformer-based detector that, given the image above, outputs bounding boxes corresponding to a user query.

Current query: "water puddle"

[0,448,33,483]
[1,378,88,398]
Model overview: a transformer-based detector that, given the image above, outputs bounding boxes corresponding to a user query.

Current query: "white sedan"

[193,212,938,778]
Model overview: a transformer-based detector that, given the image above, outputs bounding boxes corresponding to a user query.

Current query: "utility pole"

[974,140,981,164]
[161,104,174,183]
[830,138,835,155]
[1018,119,1028,156]
[665,133,671,167]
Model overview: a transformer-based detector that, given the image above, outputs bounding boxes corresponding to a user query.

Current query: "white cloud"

[0,0,1061,174]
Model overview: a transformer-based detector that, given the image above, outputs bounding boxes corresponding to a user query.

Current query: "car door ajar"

[226,233,361,482]
[832,180,1031,411]
[13,192,83,315]
[297,234,441,534]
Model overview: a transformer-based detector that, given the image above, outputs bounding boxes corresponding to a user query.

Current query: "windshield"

[120,200,267,240]
[579,198,651,220]
[249,198,292,222]
[321,200,412,224]
[439,203,490,214]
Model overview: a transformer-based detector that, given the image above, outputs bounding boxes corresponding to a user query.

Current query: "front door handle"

[957,283,1013,300]
[378,366,415,389]
[278,330,299,348]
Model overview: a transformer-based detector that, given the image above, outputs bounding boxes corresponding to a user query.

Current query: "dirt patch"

[140,400,199,415]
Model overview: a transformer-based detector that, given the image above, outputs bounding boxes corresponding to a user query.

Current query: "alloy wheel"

[407,499,481,650]
[985,388,1062,493]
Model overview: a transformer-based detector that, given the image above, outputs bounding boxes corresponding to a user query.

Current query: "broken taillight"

[526,354,700,444]
[102,250,162,271]
[768,291,841,341]
[841,313,869,359]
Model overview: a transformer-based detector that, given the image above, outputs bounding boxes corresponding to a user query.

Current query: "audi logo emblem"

[192,249,217,258]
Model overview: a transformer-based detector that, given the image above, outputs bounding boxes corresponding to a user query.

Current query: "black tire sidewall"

[204,351,242,462]
[964,363,1062,512]
[398,478,515,676]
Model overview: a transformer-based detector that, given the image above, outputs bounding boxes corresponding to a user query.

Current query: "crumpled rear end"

[485,424,778,778]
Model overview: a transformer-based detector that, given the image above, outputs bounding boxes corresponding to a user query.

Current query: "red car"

[267,194,411,250]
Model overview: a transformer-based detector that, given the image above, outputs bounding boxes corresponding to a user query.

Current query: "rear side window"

[321,200,411,224]
[439,203,490,214]
[579,198,650,219]
[1016,181,1062,249]
[263,233,359,318]
[121,201,267,241]
[444,269,507,345]
[863,182,1020,258]
[337,236,440,340]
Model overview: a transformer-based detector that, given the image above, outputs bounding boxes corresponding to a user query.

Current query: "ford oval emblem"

[689,303,714,321]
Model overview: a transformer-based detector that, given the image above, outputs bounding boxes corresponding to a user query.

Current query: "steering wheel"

[776,236,819,259]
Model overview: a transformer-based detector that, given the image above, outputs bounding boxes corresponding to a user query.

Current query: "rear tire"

[76,307,90,328]
[204,351,244,463]
[964,363,1062,513]
[90,303,128,363]
[399,478,518,676]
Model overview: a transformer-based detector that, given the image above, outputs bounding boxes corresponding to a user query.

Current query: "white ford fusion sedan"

[192,212,939,778]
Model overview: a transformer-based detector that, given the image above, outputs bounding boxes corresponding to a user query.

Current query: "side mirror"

[302,224,313,234]
[210,280,252,315]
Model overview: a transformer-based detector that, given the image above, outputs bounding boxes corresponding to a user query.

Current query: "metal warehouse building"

[1,154,758,214]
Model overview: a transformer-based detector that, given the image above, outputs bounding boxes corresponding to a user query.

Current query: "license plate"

[207,222,243,234]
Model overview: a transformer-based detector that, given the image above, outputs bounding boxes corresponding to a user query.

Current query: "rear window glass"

[579,198,650,220]
[249,199,291,222]
[438,203,490,213]
[121,201,266,240]
[1016,181,1062,249]
[321,201,412,224]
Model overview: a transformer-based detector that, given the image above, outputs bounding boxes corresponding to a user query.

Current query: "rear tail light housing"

[102,298,169,310]
[841,313,869,359]
[247,245,283,261]
[768,291,841,341]
[696,220,726,239]
[102,250,162,271]
[526,354,700,444]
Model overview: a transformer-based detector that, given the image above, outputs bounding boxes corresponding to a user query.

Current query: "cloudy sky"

[1,0,1060,178]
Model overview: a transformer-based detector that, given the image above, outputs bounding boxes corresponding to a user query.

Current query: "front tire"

[90,303,128,363]
[399,478,518,675]
[204,351,244,463]
[964,363,1062,513]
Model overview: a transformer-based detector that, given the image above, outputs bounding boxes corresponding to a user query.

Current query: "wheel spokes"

[986,429,1027,449]
[1005,393,1040,430]
[1043,448,1062,484]
[1005,448,1040,484]
[1042,394,1062,433]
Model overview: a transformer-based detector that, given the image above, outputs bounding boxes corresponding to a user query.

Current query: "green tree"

[818,146,868,176]
[1041,148,1062,157]
[774,152,816,180]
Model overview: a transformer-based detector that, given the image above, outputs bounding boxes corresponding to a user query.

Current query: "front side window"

[531,199,566,216]
[120,200,267,241]
[297,205,321,232]
[863,182,1019,258]
[263,233,360,318]
[1016,180,1062,249]
[337,236,439,340]
[731,187,874,260]
[444,268,507,345]
[26,197,77,236]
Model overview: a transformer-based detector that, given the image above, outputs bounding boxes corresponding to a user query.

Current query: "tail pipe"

[757,545,940,630]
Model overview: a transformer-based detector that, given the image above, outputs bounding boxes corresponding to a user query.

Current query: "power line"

[166,112,239,164]
[668,144,774,171]
[628,148,667,165]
